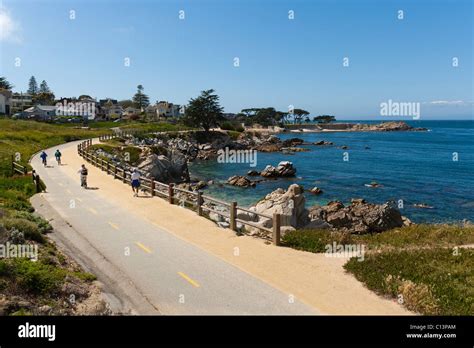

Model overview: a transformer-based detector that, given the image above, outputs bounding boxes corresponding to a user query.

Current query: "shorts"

[131,179,140,188]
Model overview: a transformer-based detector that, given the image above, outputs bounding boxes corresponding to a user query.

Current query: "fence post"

[151,180,156,197]
[197,191,203,215]
[272,213,281,246]
[230,202,237,231]
[113,166,117,179]
[168,183,174,204]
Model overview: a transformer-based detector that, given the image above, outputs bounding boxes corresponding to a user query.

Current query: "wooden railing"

[11,156,28,176]
[77,138,282,245]
[99,129,148,141]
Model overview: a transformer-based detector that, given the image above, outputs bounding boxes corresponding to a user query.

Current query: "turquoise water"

[189,120,474,223]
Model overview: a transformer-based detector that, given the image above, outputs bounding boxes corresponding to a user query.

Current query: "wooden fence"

[77,138,282,245]
[11,155,28,176]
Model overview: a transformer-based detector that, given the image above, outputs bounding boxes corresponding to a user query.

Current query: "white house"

[18,105,57,120]
[156,101,181,118]
[123,106,141,118]
[0,89,12,115]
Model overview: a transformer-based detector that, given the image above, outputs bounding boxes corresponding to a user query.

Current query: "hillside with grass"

[0,119,113,315]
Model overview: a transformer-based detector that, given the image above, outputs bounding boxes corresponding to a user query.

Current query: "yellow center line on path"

[88,207,98,215]
[66,189,72,194]
[178,272,200,288]
[135,242,152,254]
[108,222,119,230]
[76,197,82,202]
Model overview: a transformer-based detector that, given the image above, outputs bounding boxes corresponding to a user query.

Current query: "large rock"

[307,199,405,234]
[260,161,296,177]
[227,175,256,188]
[282,138,304,147]
[251,184,309,229]
[137,148,190,184]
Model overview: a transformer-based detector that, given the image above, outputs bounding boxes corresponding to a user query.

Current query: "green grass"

[344,248,474,315]
[89,143,142,166]
[283,224,474,253]
[0,119,109,176]
[118,121,194,133]
[282,229,351,253]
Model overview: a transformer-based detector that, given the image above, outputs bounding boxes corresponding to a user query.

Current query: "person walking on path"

[40,151,48,167]
[78,164,88,188]
[55,149,62,165]
[131,168,141,197]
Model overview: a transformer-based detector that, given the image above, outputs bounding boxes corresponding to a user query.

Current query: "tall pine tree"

[132,85,150,109]
[39,80,51,93]
[28,76,38,95]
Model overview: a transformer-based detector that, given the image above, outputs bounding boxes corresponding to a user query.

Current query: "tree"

[293,109,310,124]
[313,115,336,123]
[78,95,92,100]
[28,76,38,95]
[184,89,224,132]
[118,99,134,108]
[132,85,150,109]
[33,92,55,105]
[39,80,51,94]
[0,77,13,90]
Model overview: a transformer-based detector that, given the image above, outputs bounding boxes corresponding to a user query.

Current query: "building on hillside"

[17,105,57,121]
[105,105,123,119]
[99,98,118,106]
[0,89,12,115]
[96,98,120,120]
[55,97,98,120]
[145,104,159,120]
[11,92,33,114]
[156,101,181,118]
[123,106,141,119]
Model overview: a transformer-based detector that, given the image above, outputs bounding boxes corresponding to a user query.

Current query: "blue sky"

[1,0,472,119]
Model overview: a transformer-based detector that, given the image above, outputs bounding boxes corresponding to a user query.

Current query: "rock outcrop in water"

[227,175,256,188]
[260,161,296,177]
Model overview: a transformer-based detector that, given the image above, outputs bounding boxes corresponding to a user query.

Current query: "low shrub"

[2,218,45,243]
[344,248,474,315]
[12,258,66,295]
[220,122,235,131]
[282,229,352,253]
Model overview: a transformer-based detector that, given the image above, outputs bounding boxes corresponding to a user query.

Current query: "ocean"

[189,120,474,223]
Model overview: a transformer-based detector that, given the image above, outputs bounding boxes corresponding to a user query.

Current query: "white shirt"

[131,172,140,181]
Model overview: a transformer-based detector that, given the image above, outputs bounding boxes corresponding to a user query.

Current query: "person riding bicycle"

[40,151,48,167]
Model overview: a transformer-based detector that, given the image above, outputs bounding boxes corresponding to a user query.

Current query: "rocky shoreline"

[88,121,428,238]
